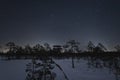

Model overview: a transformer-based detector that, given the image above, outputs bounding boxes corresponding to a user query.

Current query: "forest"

[0,40,120,57]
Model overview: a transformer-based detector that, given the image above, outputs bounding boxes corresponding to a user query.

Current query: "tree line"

[0,40,120,54]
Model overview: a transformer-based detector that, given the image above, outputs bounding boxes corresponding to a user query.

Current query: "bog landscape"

[0,40,120,80]
[0,0,120,80]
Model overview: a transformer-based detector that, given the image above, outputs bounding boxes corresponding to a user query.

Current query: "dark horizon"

[0,0,120,50]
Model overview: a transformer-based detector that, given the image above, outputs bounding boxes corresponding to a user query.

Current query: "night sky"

[0,0,120,50]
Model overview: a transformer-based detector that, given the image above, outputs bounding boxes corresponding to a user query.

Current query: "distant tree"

[87,41,95,52]
[24,44,32,54]
[6,42,16,53]
[0,45,2,53]
[114,45,120,52]
[63,44,69,53]
[33,44,45,53]
[93,43,107,52]
[87,42,107,53]
[33,44,41,52]
[15,46,24,54]
[44,43,51,51]
[65,40,80,53]
[93,47,103,53]
[74,46,81,53]
[97,43,107,51]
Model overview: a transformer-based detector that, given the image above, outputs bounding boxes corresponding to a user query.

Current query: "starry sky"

[0,0,120,49]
